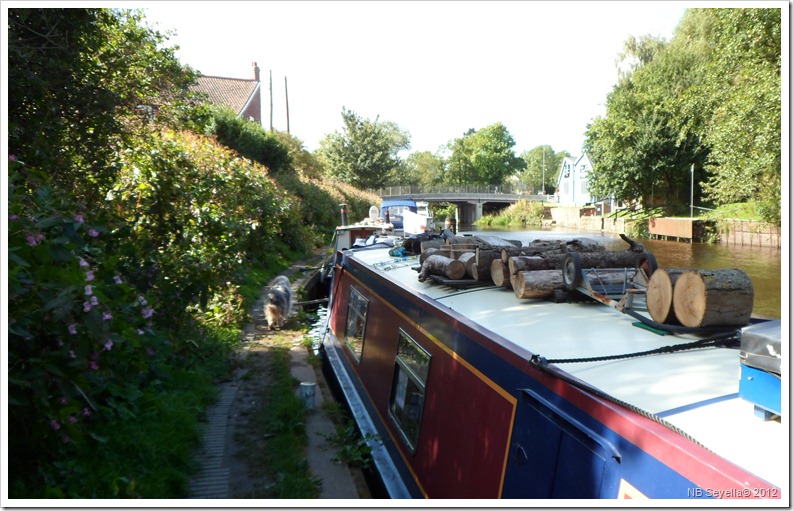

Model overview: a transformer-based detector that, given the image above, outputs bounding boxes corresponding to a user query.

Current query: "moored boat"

[319,226,786,500]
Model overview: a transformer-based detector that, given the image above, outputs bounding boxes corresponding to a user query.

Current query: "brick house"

[192,62,262,125]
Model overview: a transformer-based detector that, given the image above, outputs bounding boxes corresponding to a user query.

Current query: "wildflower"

[90,296,99,306]
[138,296,147,306]
[79,258,90,268]
[82,408,92,417]
[89,360,99,370]
[83,301,92,312]
[85,271,95,282]
[104,339,114,351]
[114,275,123,284]
[102,311,113,321]
[88,228,99,237]
[84,285,93,296]
[74,214,84,224]
[69,351,76,359]
[137,329,144,335]
[68,324,77,334]
[61,435,70,444]
[9,214,18,221]
[141,306,154,319]
[50,420,61,431]
[59,396,69,406]
[9,154,16,162]
[69,416,77,424]
[25,235,38,247]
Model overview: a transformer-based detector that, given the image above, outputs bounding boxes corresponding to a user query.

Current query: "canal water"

[461,227,784,319]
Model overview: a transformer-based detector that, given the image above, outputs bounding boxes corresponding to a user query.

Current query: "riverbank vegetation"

[7,8,376,498]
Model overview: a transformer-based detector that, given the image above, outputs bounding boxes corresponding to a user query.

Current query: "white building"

[556,153,593,207]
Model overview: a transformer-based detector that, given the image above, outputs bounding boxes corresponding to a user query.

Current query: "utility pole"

[690,163,694,219]
[269,69,273,133]
[542,146,546,194]
[284,76,290,134]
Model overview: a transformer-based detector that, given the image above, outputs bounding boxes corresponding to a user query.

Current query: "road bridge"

[375,185,556,226]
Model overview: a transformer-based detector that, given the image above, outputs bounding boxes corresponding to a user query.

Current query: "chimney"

[252,62,260,82]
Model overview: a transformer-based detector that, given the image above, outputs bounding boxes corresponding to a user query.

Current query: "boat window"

[344,287,369,362]
[389,330,431,453]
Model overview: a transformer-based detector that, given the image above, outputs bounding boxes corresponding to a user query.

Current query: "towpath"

[187,253,367,500]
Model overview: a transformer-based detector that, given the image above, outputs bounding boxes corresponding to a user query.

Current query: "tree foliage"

[317,107,411,189]
[519,146,570,194]
[584,7,781,222]
[446,123,525,187]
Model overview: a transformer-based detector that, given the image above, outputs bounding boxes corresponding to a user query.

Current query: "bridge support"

[456,201,483,227]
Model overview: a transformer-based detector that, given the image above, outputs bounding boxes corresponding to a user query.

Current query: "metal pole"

[690,163,694,219]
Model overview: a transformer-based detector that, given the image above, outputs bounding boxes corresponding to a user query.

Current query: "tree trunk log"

[522,238,605,256]
[476,248,502,268]
[471,261,491,282]
[458,252,477,278]
[513,270,565,299]
[419,247,440,265]
[508,256,553,275]
[646,269,688,324]
[672,269,754,327]
[418,254,466,282]
[490,259,512,288]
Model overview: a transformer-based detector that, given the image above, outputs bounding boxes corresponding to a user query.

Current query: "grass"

[235,333,321,499]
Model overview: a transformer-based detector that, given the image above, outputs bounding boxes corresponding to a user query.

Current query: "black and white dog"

[265,275,293,330]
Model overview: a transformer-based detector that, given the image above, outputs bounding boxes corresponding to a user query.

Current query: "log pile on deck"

[414,233,754,327]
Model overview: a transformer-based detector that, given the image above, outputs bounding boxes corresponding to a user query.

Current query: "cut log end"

[672,269,754,327]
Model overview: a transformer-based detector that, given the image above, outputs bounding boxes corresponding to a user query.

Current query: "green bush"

[476,199,545,227]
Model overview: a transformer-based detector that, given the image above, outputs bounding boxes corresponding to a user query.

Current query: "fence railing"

[373,184,523,196]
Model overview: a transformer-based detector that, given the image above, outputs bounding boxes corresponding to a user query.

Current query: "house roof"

[192,75,259,115]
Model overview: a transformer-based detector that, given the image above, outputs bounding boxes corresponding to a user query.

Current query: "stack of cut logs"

[416,233,754,327]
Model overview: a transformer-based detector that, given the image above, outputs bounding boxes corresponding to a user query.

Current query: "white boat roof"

[345,243,788,488]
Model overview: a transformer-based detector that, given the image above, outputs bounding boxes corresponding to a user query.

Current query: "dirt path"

[189,254,370,500]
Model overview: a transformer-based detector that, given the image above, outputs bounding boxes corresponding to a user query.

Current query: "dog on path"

[265,275,293,330]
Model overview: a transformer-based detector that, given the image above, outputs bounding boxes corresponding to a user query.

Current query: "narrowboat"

[318,227,786,500]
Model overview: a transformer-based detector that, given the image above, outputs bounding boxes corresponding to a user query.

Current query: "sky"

[142,1,691,157]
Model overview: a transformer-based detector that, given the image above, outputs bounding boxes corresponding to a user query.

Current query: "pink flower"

[89,360,99,370]
[68,415,77,424]
[68,324,77,334]
[9,214,19,221]
[25,234,38,247]
[59,396,69,406]
[138,296,148,306]
[50,420,61,431]
[9,154,16,162]
[90,296,99,306]
[102,311,113,321]
[74,214,84,224]
[84,285,93,296]
[114,275,123,284]
[85,271,95,282]
[88,228,99,237]
[61,435,70,444]
[82,408,92,417]
[83,301,92,312]
[104,339,113,351]
[141,306,154,319]
[79,258,90,268]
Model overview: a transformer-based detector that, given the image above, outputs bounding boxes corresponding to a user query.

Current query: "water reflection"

[461,226,783,319]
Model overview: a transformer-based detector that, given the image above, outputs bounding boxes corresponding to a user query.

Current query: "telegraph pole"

[269,69,274,133]
[284,76,290,134]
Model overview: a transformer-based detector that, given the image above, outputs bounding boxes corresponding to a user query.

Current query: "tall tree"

[7,8,195,206]
[317,107,410,189]
[446,123,525,187]
[676,8,781,222]
[519,146,569,194]
[398,150,446,188]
